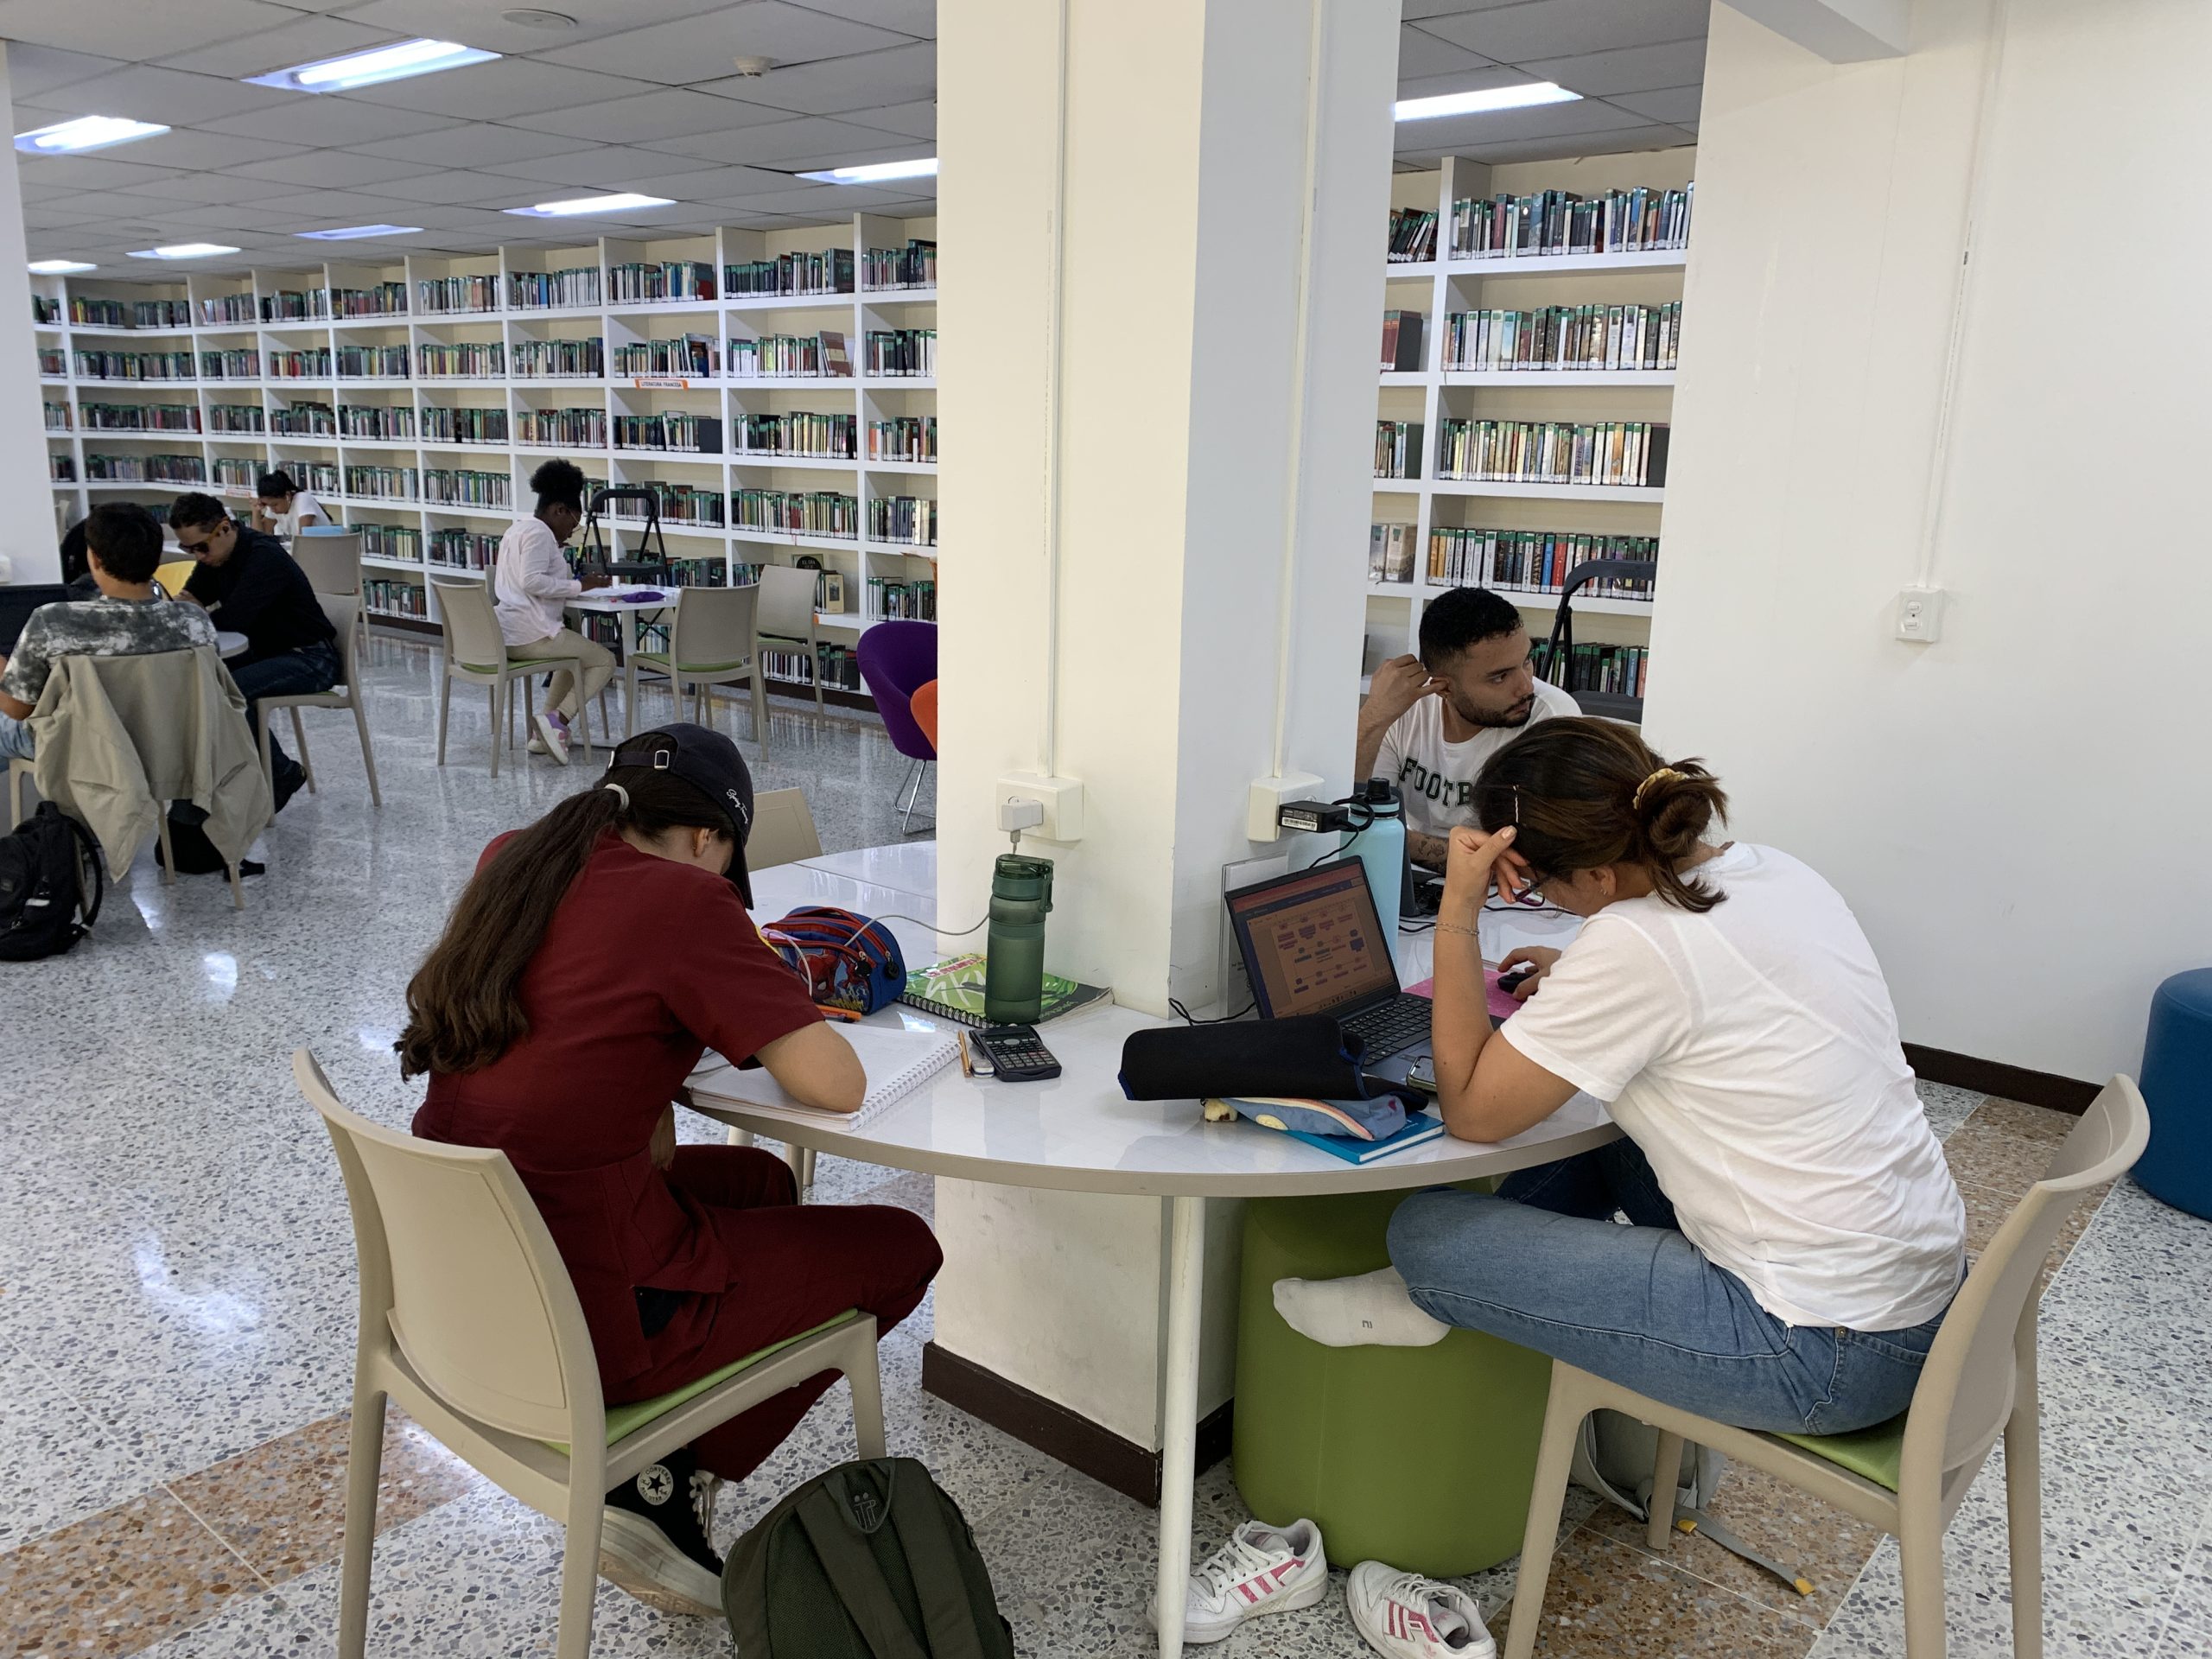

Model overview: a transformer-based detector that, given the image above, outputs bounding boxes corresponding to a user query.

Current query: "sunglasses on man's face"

[177,531,222,556]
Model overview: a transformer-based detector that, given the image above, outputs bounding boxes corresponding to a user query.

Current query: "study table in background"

[702,844,1610,1659]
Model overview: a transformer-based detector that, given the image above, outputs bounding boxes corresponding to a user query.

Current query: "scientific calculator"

[976,1025,1062,1082]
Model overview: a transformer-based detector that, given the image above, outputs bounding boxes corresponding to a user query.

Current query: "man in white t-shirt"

[1355,586,1577,870]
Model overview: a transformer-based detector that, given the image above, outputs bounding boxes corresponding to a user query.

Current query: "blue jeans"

[231,641,339,785]
[0,711,31,762]
[1386,1139,1951,1434]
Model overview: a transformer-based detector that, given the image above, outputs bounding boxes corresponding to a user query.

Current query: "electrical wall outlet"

[1246,771,1328,842]
[997,773,1084,841]
[996,797,1045,836]
[1895,584,1945,643]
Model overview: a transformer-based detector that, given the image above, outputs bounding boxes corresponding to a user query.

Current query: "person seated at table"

[1275,717,1966,1439]
[59,516,97,600]
[497,457,612,766]
[399,721,941,1619]
[248,469,327,538]
[1355,587,1579,872]
[168,493,336,810]
[0,503,217,760]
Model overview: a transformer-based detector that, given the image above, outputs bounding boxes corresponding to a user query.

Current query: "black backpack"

[721,1459,1013,1659]
[0,804,103,961]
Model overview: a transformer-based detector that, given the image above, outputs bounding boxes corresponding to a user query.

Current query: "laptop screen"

[0,585,71,657]
[1226,858,1400,1020]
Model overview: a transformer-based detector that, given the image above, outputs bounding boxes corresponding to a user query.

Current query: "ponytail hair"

[396,767,735,1077]
[1471,717,1731,912]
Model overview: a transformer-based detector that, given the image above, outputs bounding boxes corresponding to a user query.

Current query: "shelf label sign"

[631,376,693,389]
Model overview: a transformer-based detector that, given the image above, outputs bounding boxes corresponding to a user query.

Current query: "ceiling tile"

[242,188,425,219]
[1402,124,1695,168]
[0,0,301,60]
[102,130,303,171]
[684,165,817,202]
[1417,0,1709,64]
[642,113,904,167]
[197,97,465,146]
[1390,94,1654,154]
[331,0,735,54]
[692,40,933,115]
[534,2,914,86]
[477,144,699,188]
[229,150,435,188]
[340,60,661,120]
[353,122,601,168]
[0,44,126,98]
[350,169,541,205]
[1609,85,1704,125]
[16,63,298,127]
[155,14,400,77]
[789,0,934,36]
[15,152,186,190]
[727,183,925,214]
[1522,38,1709,97]
[612,162,781,200]
[1402,0,1543,15]
[502,88,791,144]
[111,173,274,207]
[1399,23,1495,81]
[851,98,933,138]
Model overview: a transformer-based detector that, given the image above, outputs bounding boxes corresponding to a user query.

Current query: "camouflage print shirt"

[0,595,219,709]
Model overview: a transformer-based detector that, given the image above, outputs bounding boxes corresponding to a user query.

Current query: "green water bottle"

[983,854,1056,1024]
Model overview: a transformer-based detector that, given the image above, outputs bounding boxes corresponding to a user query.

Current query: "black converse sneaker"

[599,1446,726,1618]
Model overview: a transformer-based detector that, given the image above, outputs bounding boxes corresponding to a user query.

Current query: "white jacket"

[493,515,580,646]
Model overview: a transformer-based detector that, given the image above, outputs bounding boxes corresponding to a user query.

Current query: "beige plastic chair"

[623,584,766,744]
[291,528,367,656]
[754,563,826,734]
[430,577,593,778]
[747,787,822,871]
[296,1049,887,1659]
[1503,1075,2150,1659]
[254,592,381,809]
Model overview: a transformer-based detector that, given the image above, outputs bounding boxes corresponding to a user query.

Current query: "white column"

[0,43,62,581]
[931,0,1396,1458]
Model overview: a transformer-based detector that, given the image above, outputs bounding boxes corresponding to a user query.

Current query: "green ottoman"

[1232,1189,1553,1578]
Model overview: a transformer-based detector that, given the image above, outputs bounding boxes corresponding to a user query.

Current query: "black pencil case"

[1117,1015,1400,1103]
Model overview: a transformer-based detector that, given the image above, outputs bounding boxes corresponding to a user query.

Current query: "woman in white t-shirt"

[251,470,327,538]
[1277,718,1966,1436]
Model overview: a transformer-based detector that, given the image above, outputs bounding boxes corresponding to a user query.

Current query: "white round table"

[216,631,248,660]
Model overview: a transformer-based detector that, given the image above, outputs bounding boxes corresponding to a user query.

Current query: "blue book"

[1211,1098,1450,1165]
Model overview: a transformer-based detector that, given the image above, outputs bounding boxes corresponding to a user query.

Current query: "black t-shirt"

[182,523,335,666]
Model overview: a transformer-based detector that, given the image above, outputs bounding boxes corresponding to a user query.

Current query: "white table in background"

[216,631,248,660]
[796,839,938,903]
[697,851,1611,1659]
[563,583,682,661]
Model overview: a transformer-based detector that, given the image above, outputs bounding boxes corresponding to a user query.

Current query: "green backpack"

[721,1459,1014,1659]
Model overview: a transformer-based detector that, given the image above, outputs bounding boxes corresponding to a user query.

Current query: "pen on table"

[957,1030,975,1078]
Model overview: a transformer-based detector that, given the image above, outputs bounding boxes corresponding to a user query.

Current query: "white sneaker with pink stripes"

[1345,1560,1497,1659]
[1148,1517,1329,1643]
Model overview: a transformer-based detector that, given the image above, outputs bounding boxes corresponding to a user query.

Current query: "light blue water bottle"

[1346,779,1407,971]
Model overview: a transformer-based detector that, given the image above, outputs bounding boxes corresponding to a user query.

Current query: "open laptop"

[0,585,72,657]
[1224,856,1433,1086]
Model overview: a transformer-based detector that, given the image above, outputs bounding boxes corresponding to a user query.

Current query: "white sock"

[1271,1267,1450,1348]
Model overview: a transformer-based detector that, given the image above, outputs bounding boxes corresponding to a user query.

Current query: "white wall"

[0,45,64,582]
[1653,0,2212,1083]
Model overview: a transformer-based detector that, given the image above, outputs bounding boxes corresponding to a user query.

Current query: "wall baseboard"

[1904,1043,2098,1115]
[921,1342,1233,1508]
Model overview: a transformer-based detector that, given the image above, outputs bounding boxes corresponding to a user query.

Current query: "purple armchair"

[857,620,937,834]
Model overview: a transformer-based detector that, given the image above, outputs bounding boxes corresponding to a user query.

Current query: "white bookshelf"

[35,213,939,709]
[1363,149,1694,715]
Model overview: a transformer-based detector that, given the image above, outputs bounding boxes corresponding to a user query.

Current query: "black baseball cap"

[607,723,756,905]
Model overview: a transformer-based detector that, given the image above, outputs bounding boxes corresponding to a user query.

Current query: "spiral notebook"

[900,953,1112,1028]
[691,1024,960,1128]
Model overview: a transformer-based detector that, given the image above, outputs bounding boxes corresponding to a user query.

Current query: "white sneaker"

[533,711,570,765]
[1147,1517,1328,1643]
[1345,1560,1496,1658]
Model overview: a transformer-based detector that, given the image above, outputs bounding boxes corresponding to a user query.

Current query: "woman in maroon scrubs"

[398,723,941,1618]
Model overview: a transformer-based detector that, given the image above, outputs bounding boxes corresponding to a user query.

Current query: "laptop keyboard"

[1342,995,1433,1059]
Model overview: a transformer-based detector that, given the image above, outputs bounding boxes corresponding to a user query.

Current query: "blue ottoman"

[2139,969,2212,1220]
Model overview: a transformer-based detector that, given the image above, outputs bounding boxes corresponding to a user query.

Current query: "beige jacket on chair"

[28,648,271,874]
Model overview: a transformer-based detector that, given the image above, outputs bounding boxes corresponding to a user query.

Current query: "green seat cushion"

[1770,1415,1904,1491]
[631,652,750,674]
[549,1310,860,1452]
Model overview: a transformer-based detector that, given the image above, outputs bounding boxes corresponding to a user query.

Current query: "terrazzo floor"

[3,634,2209,1658]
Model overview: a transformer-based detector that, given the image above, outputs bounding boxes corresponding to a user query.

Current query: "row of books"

[510,268,602,310]
[863,239,937,290]
[1534,639,1649,701]
[1381,310,1425,372]
[868,416,936,464]
[364,578,429,620]
[729,332,849,378]
[428,527,498,569]
[1375,420,1423,480]
[616,412,724,454]
[51,297,194,330]
[38,350,63,375]
[208,404,263,434]
[340,404,416,440]
[416,276,499,315]
[1437,420,1670,487]
[517,407,605,448]
[291,463,341,493]
[31,296,58,325]
[868,576,937,621]
[270,350,334,378]
[1367,523,1416,583]
[864,328,935,378]
[1428,529,1658,596]
[867,495,938,546]
[332,283,407,318]
[734,411,854,460]
[734,488,861,539]
[419,468,512,508]
[1388,207,1439,264]
[418,341,505,378]
[213,457,257,488]
[611,334,717,377]
[608,262,715,304]
[48,454,73,481]
[73,351,196,381]
[422,406,508,444]
[79,402,201,432]
[615,481,727,527]
[359,524,423,562]
[86,452,204,482]
[335,345,410,378]
[1448,185,1693,261]
[260,289,332,322]
[42,399,69,429]
[273,400,334,436]
[200,295,259,326]
[512,337,606,378]
[727,250,854,297]
[203,350,260,379]
[762,642,864,691]
[1443,302,1681,373]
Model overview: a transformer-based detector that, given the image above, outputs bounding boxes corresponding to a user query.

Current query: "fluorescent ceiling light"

[794,156,938,185]
[128,243,240,260]
[1394,82,1580,121]
[504,192,673,218]
[29,259,97,275]
[15,116,169,155]
[246,38,499,93]
[297,225,423,240]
